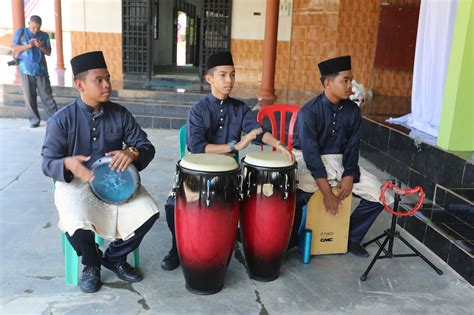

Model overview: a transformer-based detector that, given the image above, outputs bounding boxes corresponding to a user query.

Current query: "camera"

[7,58,20,66]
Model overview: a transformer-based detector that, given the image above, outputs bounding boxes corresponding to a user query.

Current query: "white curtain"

[387,0,458,137]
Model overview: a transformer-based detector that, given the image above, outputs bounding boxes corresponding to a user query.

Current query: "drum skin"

[89,156,140,204]
[240,162,296,281]
[175,166,239,295]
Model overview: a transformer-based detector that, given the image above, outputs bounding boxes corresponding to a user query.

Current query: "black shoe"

[80,265,101,293]
[161,250,180,271]
[30,123,40,128]
[102,259,143,283]
[348,242,370,258]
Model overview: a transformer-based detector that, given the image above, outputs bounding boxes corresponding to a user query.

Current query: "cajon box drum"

[305,188,351,255]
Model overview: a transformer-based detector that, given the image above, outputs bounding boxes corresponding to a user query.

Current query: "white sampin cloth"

[55,179,159,240]
[294,151,393,205]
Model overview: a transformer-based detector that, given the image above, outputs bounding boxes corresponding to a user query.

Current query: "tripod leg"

[360,236,390,281]
[363,231,387,247]
[397,235,443,275]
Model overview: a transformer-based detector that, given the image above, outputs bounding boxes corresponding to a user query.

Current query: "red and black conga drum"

[240,151,296,281]
[174,153,240,294]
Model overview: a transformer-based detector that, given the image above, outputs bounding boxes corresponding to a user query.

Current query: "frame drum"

[89,156,140,204]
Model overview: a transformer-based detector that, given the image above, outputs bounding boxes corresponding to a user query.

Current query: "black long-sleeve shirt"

[42,98,155,182]
[293,93,361,182]
[187,93,267,153]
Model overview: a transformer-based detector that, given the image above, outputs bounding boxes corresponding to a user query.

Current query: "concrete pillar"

[11,0,25,84]
[12,0,25,32]
[438,0,473,157]
[258,0,280,106]
[54,0,65,70]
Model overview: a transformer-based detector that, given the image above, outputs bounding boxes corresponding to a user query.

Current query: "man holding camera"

[12,15,57,128]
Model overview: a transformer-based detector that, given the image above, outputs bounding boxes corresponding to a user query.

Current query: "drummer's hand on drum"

[337,176,354,201]
[64,155,94,182]
[317,178,341,216]
[235,127,263,151]
[275,143,295,163]
[105,149,134,172]
[323,191,341,216]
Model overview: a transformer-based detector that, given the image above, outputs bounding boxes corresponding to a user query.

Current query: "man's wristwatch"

[126,146,139,161]
[228,140,237,152]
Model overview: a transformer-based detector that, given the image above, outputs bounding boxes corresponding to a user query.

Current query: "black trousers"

[66,213,159,266]
[288,189,383,248]
[20,73,58,125]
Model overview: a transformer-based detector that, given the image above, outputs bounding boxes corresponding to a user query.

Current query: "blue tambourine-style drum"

[89,156,140,204]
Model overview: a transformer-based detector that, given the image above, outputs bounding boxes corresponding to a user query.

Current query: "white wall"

[66,0,121,33]
[231,0,292,41]
[0,3,14,34]
[1,0,121,35]
[0,0,57,35]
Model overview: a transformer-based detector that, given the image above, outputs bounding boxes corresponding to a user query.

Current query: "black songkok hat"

[318,55,351,76]
[71,51,107,76]
[207,51,234,70]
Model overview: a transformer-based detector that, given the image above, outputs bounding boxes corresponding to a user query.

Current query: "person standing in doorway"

[12,15,58,128]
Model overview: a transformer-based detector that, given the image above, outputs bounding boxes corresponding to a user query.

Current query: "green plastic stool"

[61,233,140,286]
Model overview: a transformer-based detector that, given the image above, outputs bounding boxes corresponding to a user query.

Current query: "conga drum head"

[179,153,239,173]
[89,156,140,204]
[243,151,294,169]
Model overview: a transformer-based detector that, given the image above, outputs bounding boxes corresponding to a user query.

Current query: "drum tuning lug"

[172,171,180,194]
[283,173,290,200]
[205,179,212,208]
[237,174,244,201]
[246,171,253,198]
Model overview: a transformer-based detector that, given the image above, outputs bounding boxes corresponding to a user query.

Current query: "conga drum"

[89,156,140,204]
[174,154,240,295]
[240,151,297,281]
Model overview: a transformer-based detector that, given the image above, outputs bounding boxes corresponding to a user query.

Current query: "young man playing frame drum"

[161,51,294,271]
[290,56,386,258]
[42,51,159,293]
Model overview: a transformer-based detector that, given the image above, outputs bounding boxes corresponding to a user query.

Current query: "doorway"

[122,0,232,83]
[176,11,187,66]
[151,0,199,79]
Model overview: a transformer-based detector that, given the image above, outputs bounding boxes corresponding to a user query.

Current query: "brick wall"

[70,31,123,80]
[0,34,13,48]
[231,39,291,89]
[230,0,420,106]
